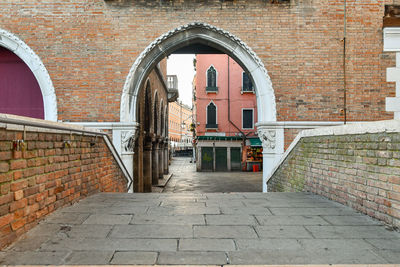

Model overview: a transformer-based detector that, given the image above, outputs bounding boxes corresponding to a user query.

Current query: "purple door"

[0,47,44,119]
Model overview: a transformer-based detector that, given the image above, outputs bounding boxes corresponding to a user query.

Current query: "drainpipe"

[343,0,347,124]
[227,56,245,136]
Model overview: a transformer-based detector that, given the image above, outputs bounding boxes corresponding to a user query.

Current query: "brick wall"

[268,121,400,227]
[0,0,398,123]
[0,123,127,249]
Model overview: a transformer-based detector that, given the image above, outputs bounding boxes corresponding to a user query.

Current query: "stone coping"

[0,113,103,135]
[1,264,398,266]
[266,120,400,186]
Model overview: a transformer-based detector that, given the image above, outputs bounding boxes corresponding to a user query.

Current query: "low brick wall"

[0,116,128,249]
[268,120,400,227]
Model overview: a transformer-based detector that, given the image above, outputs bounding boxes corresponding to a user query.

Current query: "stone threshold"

[4,265,398,267]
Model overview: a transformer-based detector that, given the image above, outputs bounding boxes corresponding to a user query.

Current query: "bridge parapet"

[268,120,400,228]
[0,114,129,249]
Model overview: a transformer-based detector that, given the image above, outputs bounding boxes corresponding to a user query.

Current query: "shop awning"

[249,137,262,147]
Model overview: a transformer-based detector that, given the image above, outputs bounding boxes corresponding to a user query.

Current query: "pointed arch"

[0,28,57,121]
[206,65,218,89]
[120,22,276,124]
[206,101,217,129]
[153,91,159,135]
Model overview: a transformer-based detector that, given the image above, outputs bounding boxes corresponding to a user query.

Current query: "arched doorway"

[121,22,283,192]
[0,28,57,121]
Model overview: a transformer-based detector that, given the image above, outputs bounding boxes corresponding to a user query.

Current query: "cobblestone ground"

[163,157,262,193]
[1,191,400,265]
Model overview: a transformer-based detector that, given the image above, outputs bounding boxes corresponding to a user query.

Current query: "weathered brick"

[0,162,10,173]
[0,214,14,228]
[14,190,23,201]
[10,160,27,170]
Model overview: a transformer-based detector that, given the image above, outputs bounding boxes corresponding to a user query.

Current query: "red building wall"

[195,54,257,137]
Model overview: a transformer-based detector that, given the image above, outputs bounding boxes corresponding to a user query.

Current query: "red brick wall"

[0,127,127,249]
[0,0,397,123]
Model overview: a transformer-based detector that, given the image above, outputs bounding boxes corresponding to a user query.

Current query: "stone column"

[227,147,231,171]
[143,141,153,192]
[152,142,159,185]
[133,135,143,193]
[158,142,164,179]
[257,127,284,192]
[164,145,169,174]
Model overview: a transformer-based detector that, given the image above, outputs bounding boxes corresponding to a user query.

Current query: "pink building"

[194,54,262,172]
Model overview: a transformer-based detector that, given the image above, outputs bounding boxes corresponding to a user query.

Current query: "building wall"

[195,54,258,137]
[0,119,127,249]
[268,121,400,228]
[0,0,397,124]
[168,101,193,146]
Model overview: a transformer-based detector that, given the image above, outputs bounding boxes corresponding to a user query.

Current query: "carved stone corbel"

[121,127,138,154]
[257,128,276,151]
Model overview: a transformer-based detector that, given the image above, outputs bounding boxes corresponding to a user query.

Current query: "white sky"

[167,54,196,108]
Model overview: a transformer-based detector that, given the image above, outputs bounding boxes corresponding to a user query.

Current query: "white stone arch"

[120,22,276,124]
[0,28,57,121]
[121,22,280,192]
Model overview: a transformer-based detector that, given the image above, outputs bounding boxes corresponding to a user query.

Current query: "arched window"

[153,92,159,135]
[206,66,218,92]
[206,102,217,129]
[242,72,254,92]
[144,82,151,133]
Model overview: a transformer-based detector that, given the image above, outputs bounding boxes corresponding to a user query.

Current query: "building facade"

[194,54,262,171]
[168,100,193,154]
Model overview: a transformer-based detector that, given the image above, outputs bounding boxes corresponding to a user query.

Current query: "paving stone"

[6,235,50,252]
[298,239,375,250]
[0,251,68,265]
[24,223,62,237]
[206,200,246,207]
[61,224,113,238]
[110,225,193,238]
[179,238,236,251]
[194,225,257,238]
[44,212,90,224]
[98,206,149,215]
[147,206,220,215]
[131,214,205,225]
[365,238,400,250]
[256,215,329,225]
[235,239,301,250]
[255,226,313,239]
[270,207,356,216]
[322,215,382,226]
[158,251,227,265]
[64,251,114,264]
[111,251,158,265]
[221,206,272,215]
[228,249,388,265]
[160,202,206,207]
[40,237,178,252]
[305,226,400,239]
[83,214,132,225]
[372,249,400,264]
[206,215,257,225]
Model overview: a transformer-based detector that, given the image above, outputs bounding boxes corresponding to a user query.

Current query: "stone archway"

[0,28,57,121]
[121,22,283,192]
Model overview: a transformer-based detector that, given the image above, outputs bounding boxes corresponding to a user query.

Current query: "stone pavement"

[1,192,400,265]
[163,157,262,193]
